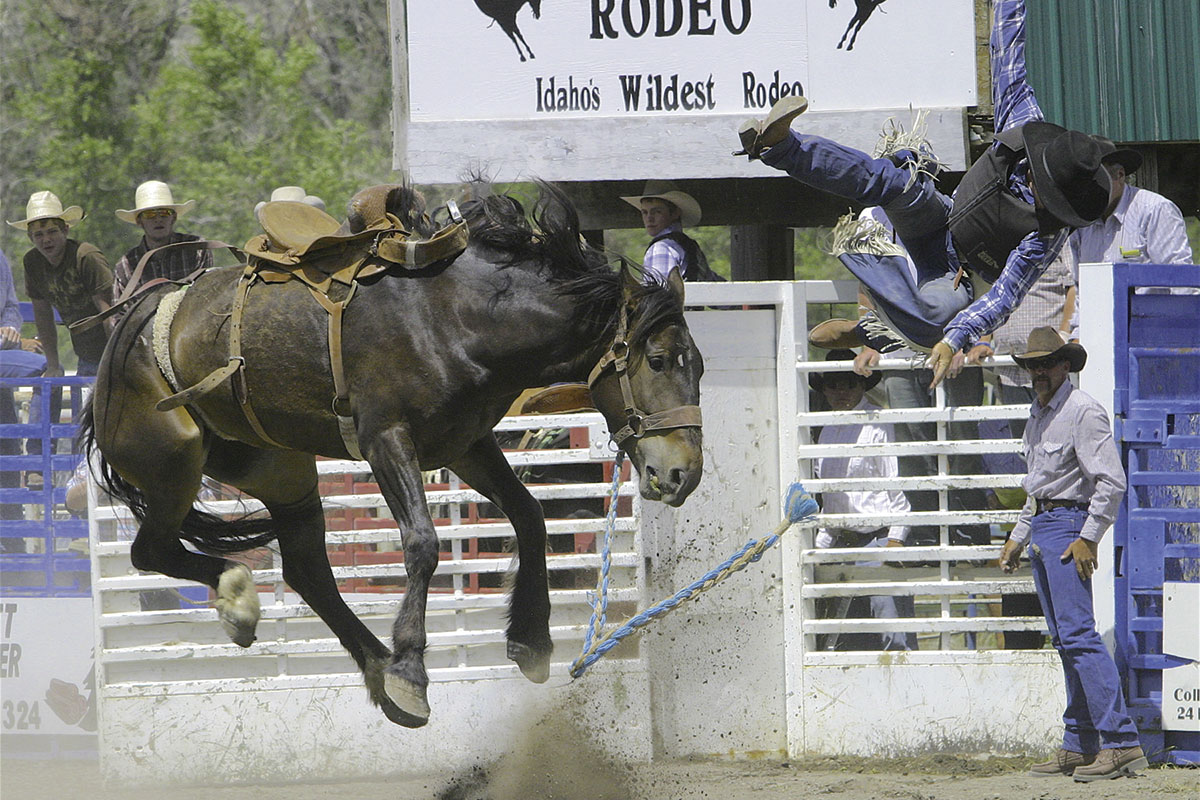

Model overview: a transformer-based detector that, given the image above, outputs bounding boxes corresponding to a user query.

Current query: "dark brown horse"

[474,0,542,62]
[81,183,704,728]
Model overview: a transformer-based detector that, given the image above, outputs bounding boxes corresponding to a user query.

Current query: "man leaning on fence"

[999,327,1145,782]
[7,191,113,377]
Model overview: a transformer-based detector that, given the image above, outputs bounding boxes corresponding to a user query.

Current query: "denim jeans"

[1029,507,1140,752]
[763,133,971,347]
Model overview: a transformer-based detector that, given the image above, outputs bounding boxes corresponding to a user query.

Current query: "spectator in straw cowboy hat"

[620,180,722,284]
[998,327,1144,781]
[254,185,326,221]
[7,191,112,377]
[112,180,212,303]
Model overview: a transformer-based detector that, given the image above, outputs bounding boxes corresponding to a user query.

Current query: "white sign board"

[402,0,977,181]
[1163,581,1199,662]
[409,0,976,120]
[1162,662,1200,732]
[0,597,96,736]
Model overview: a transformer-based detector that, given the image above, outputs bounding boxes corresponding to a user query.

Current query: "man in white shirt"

[999,328,1143,781]
[812,350,914,651]
[1071,138,1192,267]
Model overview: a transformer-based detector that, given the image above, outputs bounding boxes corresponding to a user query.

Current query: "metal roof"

[1025,0,1200,143]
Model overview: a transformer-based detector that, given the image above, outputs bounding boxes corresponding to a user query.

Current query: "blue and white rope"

[570,481,820,678]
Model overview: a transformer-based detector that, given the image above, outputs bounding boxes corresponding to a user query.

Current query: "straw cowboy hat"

[7,191,85,230]
[808,348,882,392]
[1020,122,1110,228]
[115,180,197,224]
[621,180,702,227]
[1011,326,1087,372]
[1091,135,1143,175]
[254,185,326,217]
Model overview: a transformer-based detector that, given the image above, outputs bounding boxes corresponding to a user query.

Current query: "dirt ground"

[3,752,1196,800]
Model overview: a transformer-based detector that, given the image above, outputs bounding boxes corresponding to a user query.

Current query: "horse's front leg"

[449,434,552,683]
[365,425,440,726]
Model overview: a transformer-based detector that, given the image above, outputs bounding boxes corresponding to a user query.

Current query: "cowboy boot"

[735,96,809,160]
[1028,748,1094,777]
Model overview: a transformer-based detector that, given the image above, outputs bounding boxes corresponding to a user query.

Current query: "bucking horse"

[80,182,704,728]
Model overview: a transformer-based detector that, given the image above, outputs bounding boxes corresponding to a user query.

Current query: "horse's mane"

[458,180,685,347]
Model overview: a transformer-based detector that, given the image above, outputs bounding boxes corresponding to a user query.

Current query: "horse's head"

[529,0,542,19]
[589,269,704,507]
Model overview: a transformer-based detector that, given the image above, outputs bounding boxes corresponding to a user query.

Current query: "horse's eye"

[647,355,667,372]
[675,354,686,369]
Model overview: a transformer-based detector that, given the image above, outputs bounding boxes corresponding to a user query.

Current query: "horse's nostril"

[668,468,686,487]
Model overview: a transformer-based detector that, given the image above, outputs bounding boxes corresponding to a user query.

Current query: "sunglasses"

[1023,356,1065,371]
[138,208,176,220]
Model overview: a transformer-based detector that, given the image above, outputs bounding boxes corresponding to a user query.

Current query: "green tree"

[127,0,391,250]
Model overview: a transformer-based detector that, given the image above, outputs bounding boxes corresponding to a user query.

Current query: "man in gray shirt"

[999,327,1143,782]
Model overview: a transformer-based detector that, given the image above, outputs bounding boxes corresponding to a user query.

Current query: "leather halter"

[586,302,702,449]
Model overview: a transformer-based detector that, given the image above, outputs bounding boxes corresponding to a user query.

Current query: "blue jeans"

[1029,507,1140,753]
[762,133,971,347]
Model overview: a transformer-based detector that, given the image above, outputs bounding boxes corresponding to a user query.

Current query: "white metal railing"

[684,280,1045,658]
[89,414,641,695]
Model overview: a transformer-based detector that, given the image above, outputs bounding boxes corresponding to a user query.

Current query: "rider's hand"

[853,347,880,377]
[926,341,956,389]
[0,326,19,349]
[43,364,65,378]
[965,342,994,365]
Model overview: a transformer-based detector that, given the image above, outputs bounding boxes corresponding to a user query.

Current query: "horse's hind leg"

[450,434,552,683]
[206,443,418,727]
[503,25,532,61]
[98,389,260,645]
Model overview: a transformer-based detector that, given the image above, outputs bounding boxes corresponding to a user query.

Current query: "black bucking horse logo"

[830,0,887,51]
[474,0,544,62]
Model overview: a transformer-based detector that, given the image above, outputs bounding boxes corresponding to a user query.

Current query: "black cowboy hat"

[1091,134,1143,175]
[809,348,882,392]
[1012,326,1087,373]
[1022,122,1111,228]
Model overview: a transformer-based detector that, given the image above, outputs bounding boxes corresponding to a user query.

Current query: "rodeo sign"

[406,0,976,122]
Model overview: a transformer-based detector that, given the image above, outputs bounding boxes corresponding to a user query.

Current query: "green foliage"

[1,0,391,293]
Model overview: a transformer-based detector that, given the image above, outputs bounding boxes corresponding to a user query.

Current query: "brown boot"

[1071,745,1148,782]
[1028,748,1094,777]
[735,96,809,159]
[809,318,861,349]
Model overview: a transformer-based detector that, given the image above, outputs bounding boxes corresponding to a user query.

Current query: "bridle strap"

[587,302,702,447]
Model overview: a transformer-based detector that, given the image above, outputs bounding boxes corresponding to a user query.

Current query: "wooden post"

[731,225,794,281]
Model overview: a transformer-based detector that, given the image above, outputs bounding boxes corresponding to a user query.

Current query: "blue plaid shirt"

[641,223,687,284]
[942,0,1068,352]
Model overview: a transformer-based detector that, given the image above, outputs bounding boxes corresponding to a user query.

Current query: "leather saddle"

[244,184,469,273]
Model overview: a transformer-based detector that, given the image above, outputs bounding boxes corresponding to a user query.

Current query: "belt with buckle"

[1035,498,1086,514]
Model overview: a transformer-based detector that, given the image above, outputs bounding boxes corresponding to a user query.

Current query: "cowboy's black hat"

[1022,122,1111,228]
[1092,134,1143,175]
[1012,326,1087,373]
[809,348,881,392]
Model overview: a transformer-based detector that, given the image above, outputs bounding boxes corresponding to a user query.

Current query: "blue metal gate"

[1112,263,1200,766]
[0,376,91,597]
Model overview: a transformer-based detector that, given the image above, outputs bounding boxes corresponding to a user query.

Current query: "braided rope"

[578,450,625,660]
[569,482,819,679]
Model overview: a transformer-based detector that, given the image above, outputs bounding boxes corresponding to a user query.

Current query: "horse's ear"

[620,264,643,302]
[666,267,686,306]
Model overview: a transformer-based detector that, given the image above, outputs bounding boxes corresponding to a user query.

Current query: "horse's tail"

[76,398,279,555]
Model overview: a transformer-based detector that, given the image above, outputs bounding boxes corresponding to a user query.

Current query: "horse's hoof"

[383,669,430,727]
[215,563,260,648]
[507,640,551,684]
